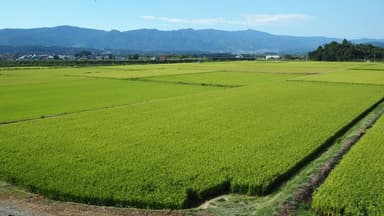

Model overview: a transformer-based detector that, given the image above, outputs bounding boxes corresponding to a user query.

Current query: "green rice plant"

[1,61,384,209]
[0,68,219,123]
[291,69,384,86]
[312,115,384,215]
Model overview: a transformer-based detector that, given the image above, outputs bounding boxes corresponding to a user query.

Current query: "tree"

[308,40,384,61]
[131,54,140,60]
[75,50,92,58]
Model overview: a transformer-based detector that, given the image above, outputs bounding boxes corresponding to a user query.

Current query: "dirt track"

[0,198,193,216]
[0,204,43,216]
[0,181,209,216]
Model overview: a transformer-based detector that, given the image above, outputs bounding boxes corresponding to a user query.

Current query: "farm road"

[0,201,47,216]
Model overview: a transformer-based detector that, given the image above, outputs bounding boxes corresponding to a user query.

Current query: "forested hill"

[308,39,384,61]
[0,26,340,54]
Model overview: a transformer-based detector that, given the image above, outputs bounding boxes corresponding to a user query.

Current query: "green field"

[291,63,384,85]
[312,115,384,215]
[1,61,384,210]
[0,68,218,123]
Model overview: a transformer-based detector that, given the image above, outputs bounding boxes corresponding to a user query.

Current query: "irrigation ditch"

[127,78,243,88]
[1,72,384,215]
[276,97,384,215]
[4,96,383,216]
[287,79,384,87]
[197,97,384,215]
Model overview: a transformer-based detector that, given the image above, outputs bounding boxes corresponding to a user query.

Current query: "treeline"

[308,39,384,61]
[0,58,265,67]
[0,59,204,67]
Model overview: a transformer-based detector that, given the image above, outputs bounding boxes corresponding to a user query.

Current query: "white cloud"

[240,14,311,26]
[141,16,224,25]
[141,16,156,20]
[140,14,311,27]
[159,17,224,25]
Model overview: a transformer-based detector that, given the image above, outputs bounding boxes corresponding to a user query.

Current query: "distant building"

[265,55,281,60]
[0,54,11,60]
[58,55,75,60]
[159,55,168,61]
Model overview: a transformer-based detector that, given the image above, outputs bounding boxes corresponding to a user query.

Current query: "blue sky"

[1,0,383,39]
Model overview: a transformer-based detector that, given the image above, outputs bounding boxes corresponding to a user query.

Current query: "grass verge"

[198,98,384,216]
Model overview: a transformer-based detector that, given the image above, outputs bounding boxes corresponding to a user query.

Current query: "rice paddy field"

[0,61,384,213]
[312,115,384,215]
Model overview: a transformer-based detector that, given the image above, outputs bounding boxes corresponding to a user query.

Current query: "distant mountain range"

[0,26,383,54]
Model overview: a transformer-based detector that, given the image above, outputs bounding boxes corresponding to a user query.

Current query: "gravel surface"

[0,181,209,216]
[0,201,49,216]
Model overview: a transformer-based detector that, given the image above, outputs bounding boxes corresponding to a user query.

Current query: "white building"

[265,55,281,60]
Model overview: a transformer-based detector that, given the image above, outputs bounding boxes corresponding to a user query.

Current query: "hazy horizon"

[2,25,383,42]
[1,0,383,39]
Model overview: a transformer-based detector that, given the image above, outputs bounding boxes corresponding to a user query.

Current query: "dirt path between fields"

[0,182,210,216]
[0,199,187,216]
[0,201,47,216]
